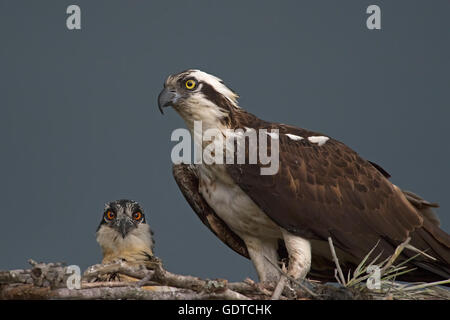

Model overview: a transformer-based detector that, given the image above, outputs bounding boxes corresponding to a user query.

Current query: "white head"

[158,69,239,129]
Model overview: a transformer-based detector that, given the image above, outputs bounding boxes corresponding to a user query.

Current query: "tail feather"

[402,190,441,226]
[406,220,450,283]
[394,189,450,283]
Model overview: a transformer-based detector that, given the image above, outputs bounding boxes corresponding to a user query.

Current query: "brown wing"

[367,161,442,227]
[172,164,249,259]
[225,121,450,280]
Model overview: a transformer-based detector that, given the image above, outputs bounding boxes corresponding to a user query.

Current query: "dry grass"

[327,237,450,300]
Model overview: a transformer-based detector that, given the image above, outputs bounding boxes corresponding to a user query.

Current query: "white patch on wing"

[308,136,329,146]
[285,133,304,141]
[265,131,279,139]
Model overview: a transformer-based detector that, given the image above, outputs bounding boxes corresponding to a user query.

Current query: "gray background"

[0,1,449,282]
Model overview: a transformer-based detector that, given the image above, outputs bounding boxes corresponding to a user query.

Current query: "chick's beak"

[116,217,135,238]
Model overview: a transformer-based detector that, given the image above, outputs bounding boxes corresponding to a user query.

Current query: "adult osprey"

[158,69,450,283]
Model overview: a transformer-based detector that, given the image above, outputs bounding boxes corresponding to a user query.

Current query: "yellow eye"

[185,79,196,90]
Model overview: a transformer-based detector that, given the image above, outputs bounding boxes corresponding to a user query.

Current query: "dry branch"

[1,241,448,300]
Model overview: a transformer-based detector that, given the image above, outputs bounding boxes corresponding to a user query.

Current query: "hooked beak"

[115,217,135,238]
[158,88,177,114]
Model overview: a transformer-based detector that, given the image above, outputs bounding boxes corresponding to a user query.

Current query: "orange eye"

[105,211,115,220]
[133,212,142,221]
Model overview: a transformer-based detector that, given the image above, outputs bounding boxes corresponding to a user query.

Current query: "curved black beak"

[115,217,135,238]
[158,88,176,114]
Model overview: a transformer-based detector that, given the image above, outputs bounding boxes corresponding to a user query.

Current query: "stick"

[264,256,318,298]
[328,237,346,286]
[380,237,410,275]
[271,275,287,300]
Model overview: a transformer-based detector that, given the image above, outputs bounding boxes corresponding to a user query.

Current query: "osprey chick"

[158,69,450,284]
[96,199,154,264]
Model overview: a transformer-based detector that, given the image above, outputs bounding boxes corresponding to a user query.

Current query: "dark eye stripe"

[200,82,233,111]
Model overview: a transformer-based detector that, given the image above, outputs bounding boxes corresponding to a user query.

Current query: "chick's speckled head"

[96,199,154,263]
